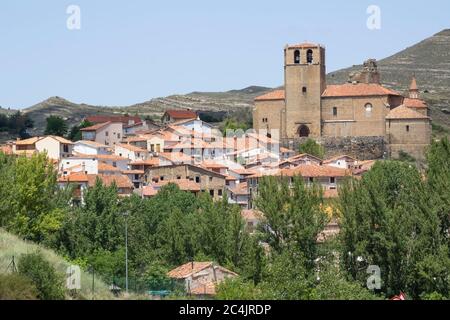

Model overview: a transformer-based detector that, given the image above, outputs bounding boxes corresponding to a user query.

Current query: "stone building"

[253,42,431,160]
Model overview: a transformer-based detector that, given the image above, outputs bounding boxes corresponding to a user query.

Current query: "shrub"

[0,273,39,300]
[18,252,65,300]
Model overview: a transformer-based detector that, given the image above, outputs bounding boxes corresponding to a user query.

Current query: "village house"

[60,154,129,176]
[141,179,201,198]
[241,209,263,234]
[57,172,134,204]
[167,262,238,297]
[246,164,350,208]
[323,155,357,169]
[12,137,40,157]
[114,143,148,161]
[73,140,110,155]
[34,136,74,160]
[161,109,197,124]
[81,122,123,147]
[227,182,250,209]
[144,164,226,200]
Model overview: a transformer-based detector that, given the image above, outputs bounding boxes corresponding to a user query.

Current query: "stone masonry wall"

[281,136,387,160]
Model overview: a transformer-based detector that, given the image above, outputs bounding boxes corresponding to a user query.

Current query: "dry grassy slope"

[0,228,114,300]
[328,29,450,132]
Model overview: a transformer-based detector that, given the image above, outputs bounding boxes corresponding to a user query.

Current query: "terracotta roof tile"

[116,143,147,153]
[58,172,89,183]
[164,110,197,120]
[167,262,213,279]
[80,122,111,132]
[254,89,285,101]
[87,174,133,189]
[98,163,121,172]
[15,137,41,146]
[386,105,430,120]
[241,209,263,221]
[403,98,428,108]
[86,115,141,125]
[322,83,401,97]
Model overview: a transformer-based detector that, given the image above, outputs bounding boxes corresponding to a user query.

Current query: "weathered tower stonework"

[284,43,326,139]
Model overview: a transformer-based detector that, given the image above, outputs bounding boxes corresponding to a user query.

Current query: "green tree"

[68,120,93,141]
[18,252,65,300]
[255,176,327,269]
[426,137,450,242]
[7,153,63,243]
[339,161,449,299]
[44,115,68,136]
[298,139,325,159]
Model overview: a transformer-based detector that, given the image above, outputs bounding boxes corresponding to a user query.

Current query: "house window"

[209,190,214,197]
[160,176,165,181]
[63,144,69,153]
[309,177,314,183]
[209,177,213,182]
[118,133,121,139]
[156,144,161,153]
[134,174,139,180]
[330,177,336,184]
[195,176,201,183]
[177,176,181,180]
[150,144,155,152]
[113,162,117,167]
[302,87,307,94]
[294,50,300,64]
[307,49,313,64]
[332,107,338,117]
[218,189,223,197]
[406,125,410,132]
[105,131,109,136]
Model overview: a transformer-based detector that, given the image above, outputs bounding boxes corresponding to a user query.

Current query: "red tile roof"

[241,209,263,221]
[80,122,111,132]
[87,174,133,189]
[167,262,237,279]
[403,98,427,108]
[322,83,401,97]
[116,143,147,153]
[386,105,430,120]
[86,115,141,125]
[58,172,89,183]
[98,163,121,172]
[164,110,197,120]
[254,89,285,101]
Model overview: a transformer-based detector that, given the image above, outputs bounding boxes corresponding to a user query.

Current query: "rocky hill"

[6,30,450,138]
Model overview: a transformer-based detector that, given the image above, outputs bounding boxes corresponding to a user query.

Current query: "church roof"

[322,83,401,98]
[386,105,430,120]
[403,98,428,108]
[254,89,285,101]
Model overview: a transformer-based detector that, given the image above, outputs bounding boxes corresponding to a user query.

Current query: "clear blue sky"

[0,0,448,109]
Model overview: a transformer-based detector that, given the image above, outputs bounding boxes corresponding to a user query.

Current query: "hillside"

[7,29,450,137]
[20,86,271,136]
[0,229,114,300]
[328,29,450,132]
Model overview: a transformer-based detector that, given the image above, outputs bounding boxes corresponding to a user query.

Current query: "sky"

[0,0,449,109]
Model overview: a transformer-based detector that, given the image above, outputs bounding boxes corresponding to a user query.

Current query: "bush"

[18,252,65,300]
[298,139,325,159]
[0,273,39,300]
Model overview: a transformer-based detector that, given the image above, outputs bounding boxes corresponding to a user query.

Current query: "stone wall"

[281,136,388,160]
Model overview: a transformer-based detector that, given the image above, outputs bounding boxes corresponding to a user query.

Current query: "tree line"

[0,138,449,300]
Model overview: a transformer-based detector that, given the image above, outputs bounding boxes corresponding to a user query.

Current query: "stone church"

[253,43,431,160]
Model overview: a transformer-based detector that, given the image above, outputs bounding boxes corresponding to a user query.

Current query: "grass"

[0,228,116,300]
